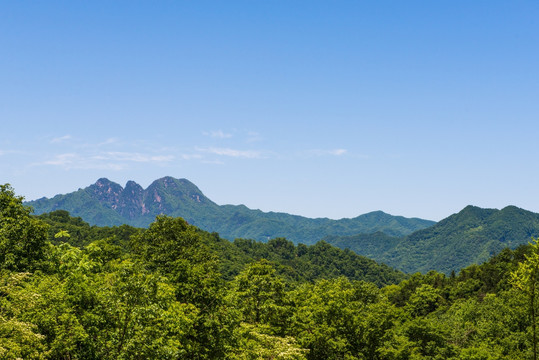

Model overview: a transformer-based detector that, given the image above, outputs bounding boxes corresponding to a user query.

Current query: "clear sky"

[2,1,539,221]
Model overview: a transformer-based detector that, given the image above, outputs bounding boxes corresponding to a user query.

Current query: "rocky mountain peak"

[124,180,143,195]
[89,178,123,205]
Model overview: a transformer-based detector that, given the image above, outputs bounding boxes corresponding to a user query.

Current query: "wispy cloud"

[329,149,347,156]
[97,138,119,146]
[41,153,127,170]
[197,147,262,159]
[39,150,174,171]
[50,135,72,143]
[44,153,77,166]
[307,149,348,156]
[203,130,233,139]
[95,152,174,163]
[33,135,267,173]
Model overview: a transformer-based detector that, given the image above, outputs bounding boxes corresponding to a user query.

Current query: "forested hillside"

[325,205,539,274]
[4,183,539,359]
[37,209,406,287]
[26,177,434,243]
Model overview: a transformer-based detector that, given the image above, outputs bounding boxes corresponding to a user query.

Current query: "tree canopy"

[1,184,539,359]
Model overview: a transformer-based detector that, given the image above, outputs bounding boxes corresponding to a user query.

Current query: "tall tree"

[131,215,234,359]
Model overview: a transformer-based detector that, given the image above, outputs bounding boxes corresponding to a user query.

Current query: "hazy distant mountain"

[25,176,435,244]
[324,205,539,274]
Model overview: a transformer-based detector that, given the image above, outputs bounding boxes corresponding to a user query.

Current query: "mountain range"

[25,176,434,244]
[26,176,539,274]
[324,205,539,274]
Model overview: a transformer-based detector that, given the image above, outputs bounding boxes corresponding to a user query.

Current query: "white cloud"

[41,153,125,170]
[97,152,174,163]
[76,138,120,149]
[44,153,77,166]
[97,138,119,146]
[329,149,347,156]
[39,149,174,171]
[197,147,262,159]
[50,135,72,143]
[204,130,233,139]
[307,149,348,156]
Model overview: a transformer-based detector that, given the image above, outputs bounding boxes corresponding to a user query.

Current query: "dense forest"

[324,205,539,274]
[3,183,539,359]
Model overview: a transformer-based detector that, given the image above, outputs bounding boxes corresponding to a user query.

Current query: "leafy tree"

[231,323,308,360]
[91,260,199,359]
[0,184,48,271]
[0,272,48,359]
[405,284,444,317]
[291,277,392,359]
[440,291,527,359]
[131,215,235,359]
[381,317,456,359]
[131,215,221,305]
[229,259,289,334]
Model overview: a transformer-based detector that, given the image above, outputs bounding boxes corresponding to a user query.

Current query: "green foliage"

[0,272,48,359]
[131,215,238,359]
[290,277,399,360]
[0,184,48,272]
[382,317,457,359]
[405,284,444,317]
[91,260,199,359]
[511,238,539,360]
[3,184,539,359]
[440,291,527,359]
[231,323,308,360]
[38,209,141,249]
[229,260,289,333]
[229,238,406,286]
[131,215,221,305]
[39,209,406,287]
[326,205,539,274]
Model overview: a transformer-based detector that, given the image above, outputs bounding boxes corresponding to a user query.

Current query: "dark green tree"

[131,215,235,358]
[230,259,288,332]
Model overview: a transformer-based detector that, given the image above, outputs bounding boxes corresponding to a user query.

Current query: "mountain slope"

[324,205,539,274]
[25,176,435,244]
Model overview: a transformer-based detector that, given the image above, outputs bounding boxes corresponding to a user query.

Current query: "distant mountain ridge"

[25,176,435,244]
[324,205,539,274]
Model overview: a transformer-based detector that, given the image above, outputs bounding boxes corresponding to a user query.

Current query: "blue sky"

[2,1,539,221]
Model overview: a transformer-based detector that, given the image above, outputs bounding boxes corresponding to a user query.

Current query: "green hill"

[324,205,539,274]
